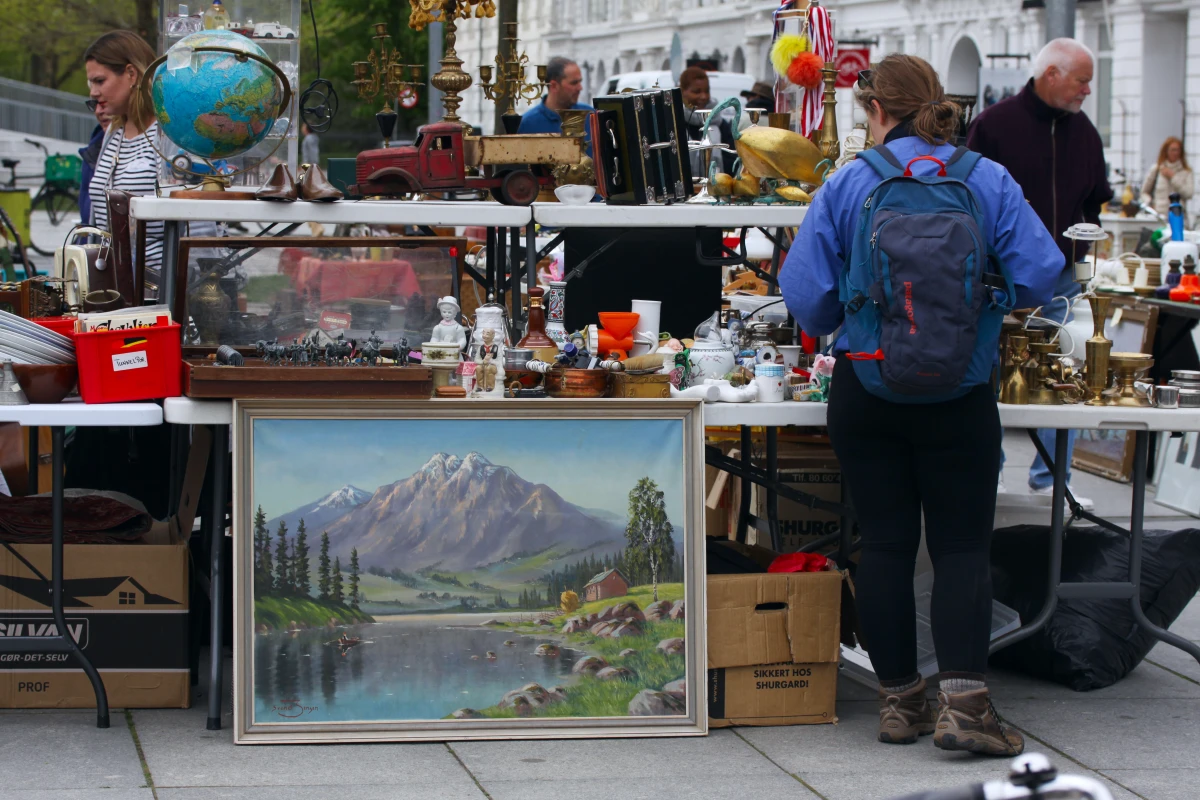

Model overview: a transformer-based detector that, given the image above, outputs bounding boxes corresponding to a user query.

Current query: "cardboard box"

[0,428,209,709]
[707,570,844,727]
[749,445,842,553]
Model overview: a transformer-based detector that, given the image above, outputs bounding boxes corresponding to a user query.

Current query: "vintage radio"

[592,89,690,205]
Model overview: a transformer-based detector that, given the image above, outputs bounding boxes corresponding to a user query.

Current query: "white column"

[1186,8,1200,175]
[1109,3,1144,186]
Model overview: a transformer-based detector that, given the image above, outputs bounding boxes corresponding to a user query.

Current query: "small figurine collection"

[248,330,409,368]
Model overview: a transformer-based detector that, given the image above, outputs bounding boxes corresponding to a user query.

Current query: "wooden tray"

[184,359,433,399]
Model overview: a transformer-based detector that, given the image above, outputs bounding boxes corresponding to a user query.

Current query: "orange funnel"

[597,312,640,340]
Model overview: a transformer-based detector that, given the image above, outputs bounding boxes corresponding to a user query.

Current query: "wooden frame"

[232,399,707,743]
[1072,300,1160,482]
[173,236,466,359]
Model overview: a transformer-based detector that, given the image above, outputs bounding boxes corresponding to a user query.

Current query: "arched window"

[732,47,745,73]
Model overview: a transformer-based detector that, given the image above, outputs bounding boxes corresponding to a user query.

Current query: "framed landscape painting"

[232,399,707,743]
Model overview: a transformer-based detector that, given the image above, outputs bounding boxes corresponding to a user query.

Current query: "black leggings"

[827,358,1001,681]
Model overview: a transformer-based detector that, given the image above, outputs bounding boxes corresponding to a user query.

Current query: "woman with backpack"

[779,54,1062,756]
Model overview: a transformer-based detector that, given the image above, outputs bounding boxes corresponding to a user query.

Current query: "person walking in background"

[518,56,593,135]
[79,100,110,225]
[1141,136,1194,221]
[968,38,1113,509]
[301,122,320,167]
[781,53,1059,757]
[85,31,165,297]
[740,81,775,111]
[679,66,735,178]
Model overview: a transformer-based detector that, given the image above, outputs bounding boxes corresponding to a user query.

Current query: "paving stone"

[156,785,483,800]
[1100,768,1200,800]
[450,730,768,781]
[1144,639,1200,683]
[797,768,1138,800]
[986,658,1200,700]
[0,711,144,790]
[999,698,1200,770]
[1168,594,1200,641]
[479,774,817,800]
[0,791,155,800]
[131,709,477,790]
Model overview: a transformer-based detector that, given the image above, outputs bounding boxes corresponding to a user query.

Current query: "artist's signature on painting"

[272,699,319,718]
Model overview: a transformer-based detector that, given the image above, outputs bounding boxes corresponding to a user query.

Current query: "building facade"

[455,0,1200,196]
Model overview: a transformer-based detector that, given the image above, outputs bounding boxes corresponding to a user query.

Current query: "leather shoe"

[256,164,298,201]
[297,163,343,202]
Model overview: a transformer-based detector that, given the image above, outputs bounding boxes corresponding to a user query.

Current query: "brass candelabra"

[817,61,840,162]
[352,23,424,144]
[409,0,497,125]
[479,22,547,132]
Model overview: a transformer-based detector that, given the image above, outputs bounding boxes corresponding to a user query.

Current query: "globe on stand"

[143,30,293,199]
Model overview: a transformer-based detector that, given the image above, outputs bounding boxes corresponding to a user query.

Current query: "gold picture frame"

[232,399,707,743]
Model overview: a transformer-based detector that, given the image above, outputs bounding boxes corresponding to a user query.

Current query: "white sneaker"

[997,474,1008,494]
[1031,484,1095,512]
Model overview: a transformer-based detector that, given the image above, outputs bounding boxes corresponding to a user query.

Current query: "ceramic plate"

[0,311,74,351]
[0,332,70,365]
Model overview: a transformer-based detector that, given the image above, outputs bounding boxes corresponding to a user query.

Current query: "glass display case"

[158,0,302,187]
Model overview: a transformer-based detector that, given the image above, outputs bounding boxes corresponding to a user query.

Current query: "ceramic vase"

[545,281,568,350]
[190,273,230,346]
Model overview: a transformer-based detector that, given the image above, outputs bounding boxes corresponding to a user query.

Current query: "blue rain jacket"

[780,134,1063,353]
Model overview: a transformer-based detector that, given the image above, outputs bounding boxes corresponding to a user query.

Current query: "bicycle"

[1,139,82,258]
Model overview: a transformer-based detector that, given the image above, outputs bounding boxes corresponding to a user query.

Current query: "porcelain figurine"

[474,328,506,399]
[429,296,467,354]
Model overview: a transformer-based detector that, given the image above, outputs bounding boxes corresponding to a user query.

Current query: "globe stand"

[141,42,294,201]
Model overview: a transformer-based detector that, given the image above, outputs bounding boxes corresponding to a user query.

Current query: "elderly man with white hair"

[968,38,1113,507]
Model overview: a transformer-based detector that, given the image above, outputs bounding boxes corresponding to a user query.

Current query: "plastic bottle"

[202,0,229,30]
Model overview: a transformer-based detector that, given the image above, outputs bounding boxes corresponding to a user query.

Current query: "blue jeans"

[1002,268,1080,490]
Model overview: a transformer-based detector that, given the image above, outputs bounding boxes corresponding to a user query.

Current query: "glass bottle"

[202,0,230,30]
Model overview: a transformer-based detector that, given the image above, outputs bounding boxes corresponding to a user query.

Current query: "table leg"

[161,220,180,310]
[485,226,497,299]
[765,426,780,552]
[990,428,1068,653]
[509,226,521,330]
[207,423,229,731]
[525,221,537,320]
[51,426,110,727]
[1127,430,1200,665]
[27,426,37,495]
[736,426,752,544]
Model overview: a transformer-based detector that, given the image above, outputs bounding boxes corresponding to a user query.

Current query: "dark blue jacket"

[518,99,594,156]
[79,124,105,225]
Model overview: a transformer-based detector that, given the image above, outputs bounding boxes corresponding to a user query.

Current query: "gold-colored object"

[768,112,791,130]
[773,185,812,203]
[609,372,671,399]
[1107,352,1155,407]
[478,22,546,118]
[553,109,594,186]
[189,272,230,346]
[733,125,829,184]
[409,0,496,124]
[732,174,761,197]
[1026,342,1064,405]
[1084,295,1113,405]
[710,172,735,197]
[1000,334,1030,405]
[817,61,840,162]
[352,23,423,127]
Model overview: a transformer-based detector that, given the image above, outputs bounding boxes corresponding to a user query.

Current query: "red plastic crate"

[75,320,181,404]
[32,317,76,337]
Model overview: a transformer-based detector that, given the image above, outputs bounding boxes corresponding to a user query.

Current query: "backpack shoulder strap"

[943,145,981,181]
[857,145,905,179]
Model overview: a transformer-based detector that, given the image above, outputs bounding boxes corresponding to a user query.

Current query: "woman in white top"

[1141,136,1195,221]
[85,31,165,298]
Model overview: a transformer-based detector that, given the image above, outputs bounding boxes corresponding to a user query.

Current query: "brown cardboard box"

[749,445,842,552]
[0,428,209,709]
[707,570,843,727]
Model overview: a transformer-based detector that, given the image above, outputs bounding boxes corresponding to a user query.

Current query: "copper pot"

[544,368,609,398]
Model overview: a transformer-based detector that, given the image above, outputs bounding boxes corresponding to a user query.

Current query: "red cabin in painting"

[582,568,630,603]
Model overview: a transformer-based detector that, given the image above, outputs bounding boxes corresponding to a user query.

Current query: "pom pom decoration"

[787,51,825,90]
[770,33,808,78]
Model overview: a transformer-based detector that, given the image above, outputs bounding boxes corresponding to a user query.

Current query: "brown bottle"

[519,287,560,363]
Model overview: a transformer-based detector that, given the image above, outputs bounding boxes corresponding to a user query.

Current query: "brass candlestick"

[1108,352,1154,407]
[817,61,840,162]
[410,0,496,125]
[478,21,547,130]
[352,23,424,144]
[1084,294,1113,405]
[1000,334,1030,405]
[1027,342,1064,405]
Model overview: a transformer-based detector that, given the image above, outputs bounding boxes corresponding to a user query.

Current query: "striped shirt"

[88,122,163,295]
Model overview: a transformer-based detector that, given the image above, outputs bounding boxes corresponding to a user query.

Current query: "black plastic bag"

[989,525,1200,691]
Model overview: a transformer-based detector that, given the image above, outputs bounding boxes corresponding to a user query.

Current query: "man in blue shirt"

[518,56,593,136]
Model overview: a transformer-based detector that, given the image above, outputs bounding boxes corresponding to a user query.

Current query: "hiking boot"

[934,687,1025,756]
[878,679,935,744]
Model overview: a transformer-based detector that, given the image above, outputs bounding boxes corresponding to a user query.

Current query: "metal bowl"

[544,368,609,398]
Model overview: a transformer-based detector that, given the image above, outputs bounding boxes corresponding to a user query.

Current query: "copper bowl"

[13,363,79,404]
[544,368,609,398]
[505,368,544,390]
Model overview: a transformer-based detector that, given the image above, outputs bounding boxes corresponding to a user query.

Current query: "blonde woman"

[1141,136,1194,219]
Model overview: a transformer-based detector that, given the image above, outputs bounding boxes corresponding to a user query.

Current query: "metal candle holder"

[409,0,497,125]
[478,22,547,132]
[352,23,424,144]
[817,61,840,162]
[1062,223,1114,406]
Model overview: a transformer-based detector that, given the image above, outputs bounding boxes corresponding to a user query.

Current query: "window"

[118,591,137,605]
[1096,22,1113,147]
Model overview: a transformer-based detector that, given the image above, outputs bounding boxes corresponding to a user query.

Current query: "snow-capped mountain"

[319,452,622,571]
[266,484,372,537]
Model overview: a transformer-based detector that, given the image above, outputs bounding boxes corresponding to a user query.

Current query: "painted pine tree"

[332,557,344,604]
[273,521,289,595]
[294,520,311,597]
[349,548,361,610]
[318,532,331,601]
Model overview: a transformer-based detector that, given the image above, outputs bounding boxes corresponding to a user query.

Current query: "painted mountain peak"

[266,484,372,535]
[320,452,622,572]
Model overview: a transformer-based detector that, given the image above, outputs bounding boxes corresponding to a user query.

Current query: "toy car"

[252,22,295,39]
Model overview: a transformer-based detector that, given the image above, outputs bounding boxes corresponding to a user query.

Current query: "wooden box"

[183,360,433,399]
[609,372,671,398]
